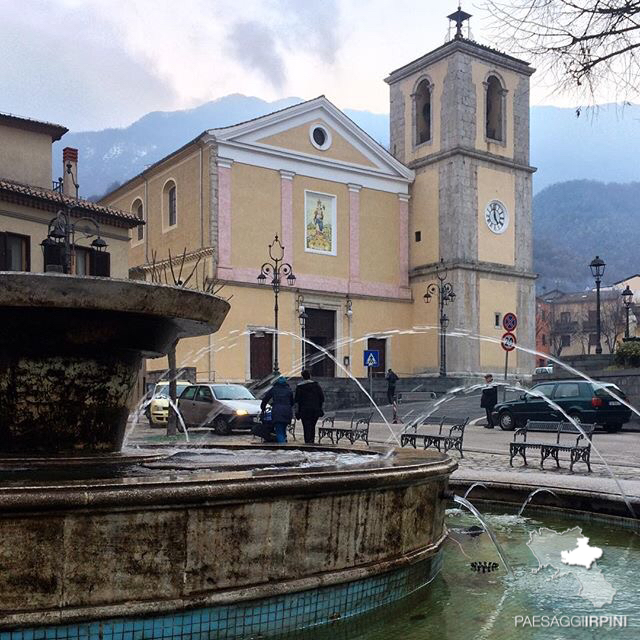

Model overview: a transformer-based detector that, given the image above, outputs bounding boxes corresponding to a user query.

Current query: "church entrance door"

[305,309,336,378]
[250,332,273,380]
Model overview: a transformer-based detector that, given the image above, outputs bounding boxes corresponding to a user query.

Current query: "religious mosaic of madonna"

[304,191,336,255]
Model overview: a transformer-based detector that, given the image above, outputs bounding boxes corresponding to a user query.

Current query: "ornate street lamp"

[257,234,296,374]
[297,294,308,370]
[589,256,606,354]
[41,209,107,274]
[424,259,456,377]
[622,285,634,339]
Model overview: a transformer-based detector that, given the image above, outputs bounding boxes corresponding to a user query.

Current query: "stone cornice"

[408,146,536,174]
[410,260,537,281]
[385,39,534,85]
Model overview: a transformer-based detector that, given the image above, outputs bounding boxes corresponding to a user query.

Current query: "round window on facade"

[309,125,331,150]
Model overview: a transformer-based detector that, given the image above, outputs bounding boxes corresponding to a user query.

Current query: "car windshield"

[154,383,190,398]
[212,385,256,400]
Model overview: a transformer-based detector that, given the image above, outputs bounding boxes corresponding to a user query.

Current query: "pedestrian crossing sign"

[364,350,380,367]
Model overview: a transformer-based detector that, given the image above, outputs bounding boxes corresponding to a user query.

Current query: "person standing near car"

[480,374,498,429]
[294,369,325,444]
[261,375,294,443]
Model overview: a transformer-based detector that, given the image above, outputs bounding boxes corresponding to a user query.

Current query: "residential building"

[0,112,140,277]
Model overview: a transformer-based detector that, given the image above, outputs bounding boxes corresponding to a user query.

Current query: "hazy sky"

[1,0,587,132]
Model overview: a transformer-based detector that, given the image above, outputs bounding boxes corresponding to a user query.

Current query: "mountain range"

[52,94,640,200]
[50,95,640,291]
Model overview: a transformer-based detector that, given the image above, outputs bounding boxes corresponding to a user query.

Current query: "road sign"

[501,332,517,352]
[364,350,380,367]
[503,312,518,332]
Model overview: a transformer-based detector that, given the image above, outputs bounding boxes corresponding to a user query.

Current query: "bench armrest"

[513,427,528,441]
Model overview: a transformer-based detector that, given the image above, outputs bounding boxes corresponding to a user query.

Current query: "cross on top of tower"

[447,4,472,40]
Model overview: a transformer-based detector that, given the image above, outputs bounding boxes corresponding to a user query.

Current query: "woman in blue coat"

[260,376,294,443]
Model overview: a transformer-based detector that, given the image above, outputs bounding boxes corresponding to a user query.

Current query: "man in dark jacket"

[294,370,324,444]
[261,376,294,443]
[386,368,399,405]
[480,374,498,429]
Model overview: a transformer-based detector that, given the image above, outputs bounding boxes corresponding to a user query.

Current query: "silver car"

[177,383,263,435]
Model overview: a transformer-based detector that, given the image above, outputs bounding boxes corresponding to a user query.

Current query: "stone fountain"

[0,272,456,637]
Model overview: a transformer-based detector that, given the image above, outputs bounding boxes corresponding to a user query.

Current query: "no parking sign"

[503,312,518,332]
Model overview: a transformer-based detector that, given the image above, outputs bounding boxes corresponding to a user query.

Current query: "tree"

[484,1,640,103]
[600,296,626,352]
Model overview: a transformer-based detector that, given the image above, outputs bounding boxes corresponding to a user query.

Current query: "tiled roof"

[0,178,141,228]
[0,112,68,141]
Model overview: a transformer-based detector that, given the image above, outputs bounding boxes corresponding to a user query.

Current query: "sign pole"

[368,364,373,400]
[503,350,509,402]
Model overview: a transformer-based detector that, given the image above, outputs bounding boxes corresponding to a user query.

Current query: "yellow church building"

[101,12,536,383]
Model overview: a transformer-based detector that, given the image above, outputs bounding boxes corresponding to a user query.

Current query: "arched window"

[132,198,144,241]
[414,79,432,145]
[485,75,504,142]
[164,181,177,227]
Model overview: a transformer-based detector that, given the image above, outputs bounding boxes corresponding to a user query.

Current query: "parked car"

[492,380,631,432]
[177,383,263,435]
[146,381,192,426]
[533,363,554,375]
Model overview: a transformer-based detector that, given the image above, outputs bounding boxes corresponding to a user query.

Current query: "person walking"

[261,375,294,443]
[385,368,399,405]
[294,369,325,444]
[480,374,498,429]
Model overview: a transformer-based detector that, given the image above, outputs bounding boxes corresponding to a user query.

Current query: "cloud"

[226,20,286,90]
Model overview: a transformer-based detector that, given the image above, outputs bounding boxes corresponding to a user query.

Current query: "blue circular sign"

[503,312,518,332]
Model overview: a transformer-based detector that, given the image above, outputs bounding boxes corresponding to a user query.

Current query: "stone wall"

[289,375,482,412]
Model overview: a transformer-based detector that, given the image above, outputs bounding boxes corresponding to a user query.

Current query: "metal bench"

[400,416,468,458]
[509,420,595,472]
[317,412,373,446]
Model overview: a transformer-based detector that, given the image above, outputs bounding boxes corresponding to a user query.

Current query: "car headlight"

[235,409,249,416]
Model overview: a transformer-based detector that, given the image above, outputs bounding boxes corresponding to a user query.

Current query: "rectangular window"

[0,232,30,271]
[494,312,501,329]
[588,310,597,324]
[168,186,177,227]
[541,310,546,321]
[75,247,90,276]
[73,246,111,277]
[415,231,421,242]
[561,334,571,347]
[589,333,598,346]
[542,335,546,346]
[560,312,571,323]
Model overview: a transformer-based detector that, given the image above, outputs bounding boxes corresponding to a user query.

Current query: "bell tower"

[385,7,536,376]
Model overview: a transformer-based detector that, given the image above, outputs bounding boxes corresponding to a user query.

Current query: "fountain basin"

[0,446,455,631]
[0,273,229,454]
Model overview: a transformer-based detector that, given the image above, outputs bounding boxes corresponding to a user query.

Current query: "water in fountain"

[518,488,558,517]
[452,495,513,575]
[463,482,488,500]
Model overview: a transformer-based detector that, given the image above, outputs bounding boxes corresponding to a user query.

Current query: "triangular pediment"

[209,97,413,181]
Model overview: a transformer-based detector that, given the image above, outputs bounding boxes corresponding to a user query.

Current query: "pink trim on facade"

[280,171,295,261]
[221,267,411,300]
[398,194,410,288]
[348,184,361,284]
[217,161,233,269]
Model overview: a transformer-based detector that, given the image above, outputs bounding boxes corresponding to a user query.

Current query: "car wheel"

[604,423,622,433]
[498,410,516,431]
[213,417,231,436]
[568,412,582,425]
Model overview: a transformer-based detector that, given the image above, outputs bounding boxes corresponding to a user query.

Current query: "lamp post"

[589,256,606,354]
[297,294,308,370]
[424,259,456,377]
[622,285,634,339]
[257,234,296,374]
[41,209,107,274]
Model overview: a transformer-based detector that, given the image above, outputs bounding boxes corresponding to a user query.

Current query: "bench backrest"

[524,421,595,441]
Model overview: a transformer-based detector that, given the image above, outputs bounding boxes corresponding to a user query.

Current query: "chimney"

[62,147,78,197]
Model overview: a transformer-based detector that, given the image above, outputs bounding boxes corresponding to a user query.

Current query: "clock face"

[485,200,509,234]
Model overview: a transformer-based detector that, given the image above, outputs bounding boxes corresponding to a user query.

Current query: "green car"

[492,380,632,433]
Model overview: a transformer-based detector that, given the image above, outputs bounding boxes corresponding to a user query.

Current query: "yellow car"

[146,381,191,426]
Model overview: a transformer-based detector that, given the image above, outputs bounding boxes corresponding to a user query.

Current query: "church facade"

[101,25,535,383]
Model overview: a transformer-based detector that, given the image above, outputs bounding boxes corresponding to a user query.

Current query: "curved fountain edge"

[449,478,640,524]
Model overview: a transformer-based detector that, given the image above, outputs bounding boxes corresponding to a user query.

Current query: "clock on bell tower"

[385,6,536,376]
